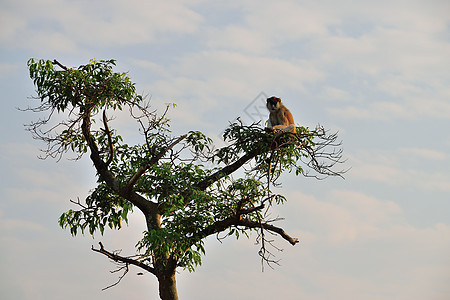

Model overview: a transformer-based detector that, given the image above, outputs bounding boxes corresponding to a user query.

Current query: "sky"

[1,0,450,299]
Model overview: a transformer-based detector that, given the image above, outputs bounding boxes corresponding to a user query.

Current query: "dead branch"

[92,242,156,276]
[52,59,68,70]
[102,264,129,291]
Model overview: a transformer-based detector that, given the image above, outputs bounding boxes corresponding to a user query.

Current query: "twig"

[92,242,157,278]
[52,59,68,70]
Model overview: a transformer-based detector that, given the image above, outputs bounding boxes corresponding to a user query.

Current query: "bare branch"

[92,242,156,276]
[102,265,129,291]
[52,59,68,70]
[240,218,299,246]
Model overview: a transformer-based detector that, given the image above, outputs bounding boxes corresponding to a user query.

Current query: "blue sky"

[1,0,449,299]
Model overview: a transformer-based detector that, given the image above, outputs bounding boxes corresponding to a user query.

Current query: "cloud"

[398,147,447,160]
[329,101,412,120]
[191,1,450,123]
[1,0,204,52]
[206,1,332,54]
[284,189,404,243]
[127,50,325,131]
[0,210,46,233]
[0,143,95,205]
[318,86,352,102]
[0,208,159,300]
[133,50,323,103]
[329,98,450,121]
[0,62,21,79]
[281,189,450,299]
[0,10,26,43]
[202,0,450,79]
[327,77,450,120]
[206,26,269,54]
[311,24,450,77]
[178,188,450,299]
[166,50,324,87]
[28,32,79,55]
[348,148,450,191]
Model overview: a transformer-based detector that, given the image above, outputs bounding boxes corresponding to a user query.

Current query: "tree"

[25,58,344,300]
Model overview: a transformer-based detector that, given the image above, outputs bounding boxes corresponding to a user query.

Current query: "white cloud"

[329,101,413,120]
[348,148,450,191]
[0,209,159,300]
[28,32,80,55]
[408,96,450,120]
[203,0,450,80]
[179,188,450,299]
[206,26,268,54]
[127,50,325,130]
[64,0,203,47]
[0,62,21,79]
[0,142,95,205]
[206,1,332,54]
[245,1,332,39]
[309,25,450,82]
[1,0,204,52]
[319,86,352,102]
[328,79,450,120]
[285,190,404,243]
[134,50,324,103]
[398,147,447,160]
[0,10,26,42]
[195,1,450,123]
[0,211,46,233]
[284,189,450,299]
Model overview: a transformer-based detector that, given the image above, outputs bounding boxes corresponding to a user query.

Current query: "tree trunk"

[146,209,178,299]
[158,273,178,300]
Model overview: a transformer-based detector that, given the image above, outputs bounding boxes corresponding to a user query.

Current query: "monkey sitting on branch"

[265,96,296,133]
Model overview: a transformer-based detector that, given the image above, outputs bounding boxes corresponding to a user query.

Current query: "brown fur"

[266,96,296,133]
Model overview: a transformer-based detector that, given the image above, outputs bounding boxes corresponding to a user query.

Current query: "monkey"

[266,96,296,133]
[263,97,296,213]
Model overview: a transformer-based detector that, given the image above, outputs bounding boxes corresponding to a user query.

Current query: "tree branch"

[193,212,298,248]
[92,242,156,276]
[52,59,68,70]
[81,111,158,214]
[237,203,265,215]
[239,218,299,246]
[102,110,114,166]
[195,147,262,191]
[125,134,187,192]
[102,264,129,291]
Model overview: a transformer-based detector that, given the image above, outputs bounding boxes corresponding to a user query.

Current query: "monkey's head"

[266,96,281,112]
